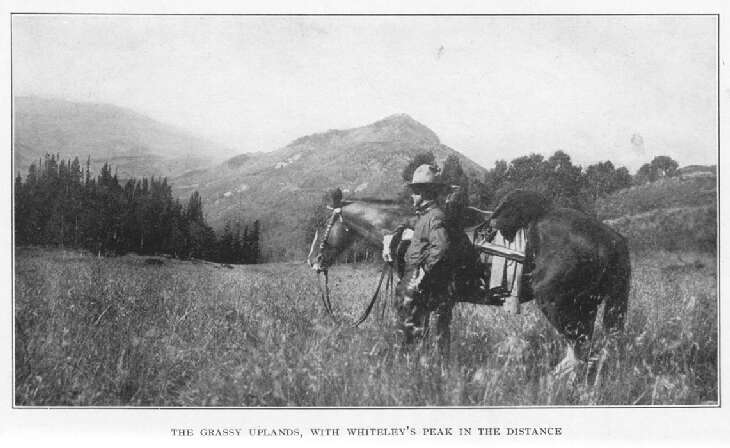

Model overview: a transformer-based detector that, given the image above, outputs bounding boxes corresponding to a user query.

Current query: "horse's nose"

[309,255,324,272]
[307,253,320,267]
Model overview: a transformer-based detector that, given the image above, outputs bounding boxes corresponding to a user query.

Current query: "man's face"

[410,188,424,208]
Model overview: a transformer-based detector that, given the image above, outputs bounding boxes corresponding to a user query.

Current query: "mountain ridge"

[13,96,234,179]
[170,113,487,260]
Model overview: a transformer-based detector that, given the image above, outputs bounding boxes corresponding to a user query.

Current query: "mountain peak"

[378,113,417,123]
[287,112,440,149]
[364,113,440,145]
[372,113,429,130]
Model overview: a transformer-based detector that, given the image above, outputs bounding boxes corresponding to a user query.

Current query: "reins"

[318,259,395,326]
[352,262,394,327]
[317,270,335,318]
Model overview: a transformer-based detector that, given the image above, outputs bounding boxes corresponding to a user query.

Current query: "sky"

[12,15,718,171]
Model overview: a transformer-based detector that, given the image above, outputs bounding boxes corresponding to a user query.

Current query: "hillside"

[171,114,487,260]
[596,174,716,221]
[598,173,717,252]
[13,96,233,179]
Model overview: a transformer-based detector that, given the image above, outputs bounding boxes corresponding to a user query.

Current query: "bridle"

[308,205,346,318]
[310,204,395,325]
[313,205,344,272]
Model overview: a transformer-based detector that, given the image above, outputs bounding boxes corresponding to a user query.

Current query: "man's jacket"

[404,201,451,274]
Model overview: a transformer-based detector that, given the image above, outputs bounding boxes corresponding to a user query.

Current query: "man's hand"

[382,234,394,262]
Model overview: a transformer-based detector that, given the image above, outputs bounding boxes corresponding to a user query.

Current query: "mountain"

[13,96,233,179]
[171,114,488,260]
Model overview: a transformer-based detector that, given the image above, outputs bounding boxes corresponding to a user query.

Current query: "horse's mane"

[492,190,551,240]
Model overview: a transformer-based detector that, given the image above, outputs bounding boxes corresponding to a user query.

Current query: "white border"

[1,1,727,446]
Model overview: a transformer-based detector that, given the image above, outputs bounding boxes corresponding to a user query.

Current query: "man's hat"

[408,164,447,189]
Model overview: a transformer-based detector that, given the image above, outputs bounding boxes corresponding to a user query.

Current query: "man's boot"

[430,304,453,368]
[396,293,427,348]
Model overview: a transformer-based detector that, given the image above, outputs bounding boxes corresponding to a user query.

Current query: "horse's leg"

[537,295,580,376]
[602,278,629,337]
[536,291,599,375]
[601,244,631,334]
[554,344,578,377]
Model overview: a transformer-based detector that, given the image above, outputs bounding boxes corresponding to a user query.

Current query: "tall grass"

[14,247,717,406]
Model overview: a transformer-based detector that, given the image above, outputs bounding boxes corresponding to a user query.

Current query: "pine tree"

[251,220,261,263]
[242,225,250,264]
[15,157,244,263]
[187,191,204,223]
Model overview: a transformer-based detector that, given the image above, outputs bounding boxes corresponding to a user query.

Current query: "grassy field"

[14,247,717,406]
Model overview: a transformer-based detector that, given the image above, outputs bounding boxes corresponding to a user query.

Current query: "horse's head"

[491,189,550,241]
[307,189,355,273]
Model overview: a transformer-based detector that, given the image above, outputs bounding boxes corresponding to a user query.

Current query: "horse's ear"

[330,188,343,208]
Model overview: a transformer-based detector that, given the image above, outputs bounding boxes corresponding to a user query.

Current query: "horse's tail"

[601,235,631,333]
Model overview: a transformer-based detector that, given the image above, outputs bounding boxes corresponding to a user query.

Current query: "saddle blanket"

[487,229,527,298]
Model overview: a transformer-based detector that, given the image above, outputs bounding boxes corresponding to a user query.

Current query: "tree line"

[14,154,261,264]
[402,150,681,213]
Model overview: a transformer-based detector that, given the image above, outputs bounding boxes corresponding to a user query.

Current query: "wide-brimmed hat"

[408,164,447,190]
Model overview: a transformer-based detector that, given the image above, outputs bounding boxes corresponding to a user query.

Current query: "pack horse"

[307,188,631,371]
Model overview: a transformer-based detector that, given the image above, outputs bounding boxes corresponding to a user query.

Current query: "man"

[396,164,454,359]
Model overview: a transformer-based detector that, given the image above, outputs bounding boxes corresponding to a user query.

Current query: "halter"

[319,206,343,252]
[313,206,344,271]
[311,206,344,318]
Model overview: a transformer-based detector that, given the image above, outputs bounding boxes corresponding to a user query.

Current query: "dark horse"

[490,190,631,370]
[308,188,630,371]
